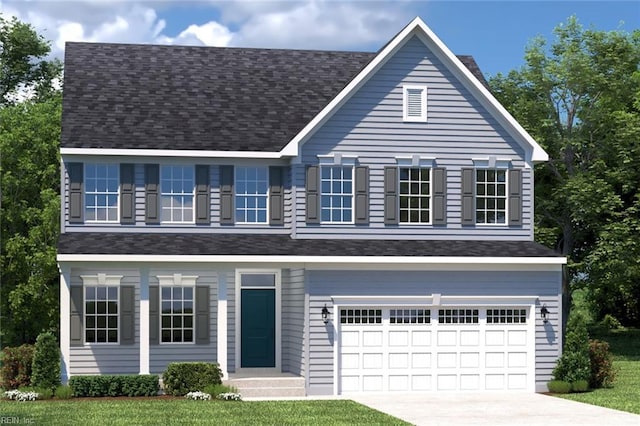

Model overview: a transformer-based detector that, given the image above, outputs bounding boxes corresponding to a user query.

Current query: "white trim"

[157,274,198,345]
[139,267,150,374]
[398,165,433,224]
[395,155,436,167]
[234,166,270,225]
[60,147,288,159]
[235,269,282,371]
[280,17,548,163]
[331,295,538,306]
[317,154,358,166]
[80,275,123,345]
[59,254,567,266]
[160,165,196,225]
[319,164,355,225]
[472,157,513,169]
[402,84,427,122]
[217,270,229,379]
[59,265,71,383]
[83,163,120,224]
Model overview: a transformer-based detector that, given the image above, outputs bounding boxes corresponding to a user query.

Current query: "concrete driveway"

[351,392,640,426]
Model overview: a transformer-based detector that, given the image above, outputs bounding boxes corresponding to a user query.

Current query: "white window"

[403,85,427,122]
[161,286,194,343]
[161,165,194,223]
[399,167,431,223]
[487,308,527,324]
[438,309,479,324]
[320,166,353,223]
[235,167,268,223]
[84,163,119,222]
[85,286,118,343]
[476,169,507,224]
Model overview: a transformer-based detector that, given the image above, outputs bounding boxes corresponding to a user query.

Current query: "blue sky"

[3,1,638,77]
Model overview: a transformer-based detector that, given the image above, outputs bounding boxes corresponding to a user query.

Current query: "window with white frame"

[161,286,194,343]
[399,167,431,223]
[84,163,119,222]
[403,85,427,122]
[476,169,507,224]
[161,165,194,223]
[235,166,268,223]
[320,166,353,223]
[85,286,119,343]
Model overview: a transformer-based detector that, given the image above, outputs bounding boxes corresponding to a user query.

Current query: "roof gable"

[281,17,548,163]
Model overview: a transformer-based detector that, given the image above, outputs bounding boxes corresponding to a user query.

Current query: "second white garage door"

[338,306,534,393]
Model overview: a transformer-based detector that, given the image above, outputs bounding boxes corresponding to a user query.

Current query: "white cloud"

[159,21,234,47]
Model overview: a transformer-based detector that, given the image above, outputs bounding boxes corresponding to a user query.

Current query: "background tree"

[490,17,640,326]
[0,14,62,346]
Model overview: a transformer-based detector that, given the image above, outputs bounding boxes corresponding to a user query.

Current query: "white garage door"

[338,306,533,393]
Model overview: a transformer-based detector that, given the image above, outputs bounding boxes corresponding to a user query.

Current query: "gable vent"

[403,85,427,122]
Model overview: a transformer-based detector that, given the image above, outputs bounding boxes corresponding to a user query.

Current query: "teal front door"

[241,289,276,368]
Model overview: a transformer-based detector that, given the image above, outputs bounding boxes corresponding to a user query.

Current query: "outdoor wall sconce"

[321,304,330,324]
[540,305,549,323]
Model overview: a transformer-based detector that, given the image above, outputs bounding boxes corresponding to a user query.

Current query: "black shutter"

[120,164,135,224]
[195,165,210,224]
[354,166,369,224]
[461,168,475,225]
[145,164,160,224]
[219,166,234,224]
[509,169,522,226]
[120,285,135,345]
[195,286,210,345]
[269,166,284,226]
[68,163,83,223]
[70,286,83,347]
[306,166,320,224]
[149,286,159,345]
[432,167,447,225]
[384,166,398,225]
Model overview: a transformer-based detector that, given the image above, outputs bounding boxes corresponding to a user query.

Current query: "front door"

[241,288,276,367]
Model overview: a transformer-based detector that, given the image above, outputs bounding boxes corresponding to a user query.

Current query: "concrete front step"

[225,375,306,398]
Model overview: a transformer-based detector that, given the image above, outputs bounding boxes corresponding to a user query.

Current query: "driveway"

[351,392,640,426]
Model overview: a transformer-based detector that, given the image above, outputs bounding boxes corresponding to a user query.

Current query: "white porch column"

[59,264,71,383]
[217,270,228,379]
[139,267,150,374]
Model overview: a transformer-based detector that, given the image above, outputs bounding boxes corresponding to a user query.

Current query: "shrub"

[20,386,53,400]
[31,332,61,391]
[571,380,589,392]
[547,380,571,393]
[599,314,623,330]
[553,312,591,383]
[162,362,223,396]
[54,385,73,399]
[0,344,35,389]
[203,383,238,397]
[589,339,616,388]
[69,375,159,397]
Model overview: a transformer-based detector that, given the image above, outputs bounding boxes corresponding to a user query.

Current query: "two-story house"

[57,17,565,395]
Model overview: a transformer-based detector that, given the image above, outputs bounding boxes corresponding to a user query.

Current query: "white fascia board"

[280,17,549,164]
[57,254,566,266]
[331,295,538,306]
[60,148,288,159]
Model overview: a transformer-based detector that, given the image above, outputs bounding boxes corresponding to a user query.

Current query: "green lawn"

[559,328,640,414]
[0,399,409,425]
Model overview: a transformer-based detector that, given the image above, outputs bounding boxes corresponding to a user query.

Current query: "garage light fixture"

[540,305,549,323]
[322,304,330,324]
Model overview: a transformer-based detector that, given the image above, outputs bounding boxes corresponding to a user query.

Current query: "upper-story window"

[403,85,427,122]
[235,167,269,224]
[320,166,353,223]
[399,167,431,223]
[85,163,119,222]
[475,169,507,224]
[161,165,194,223]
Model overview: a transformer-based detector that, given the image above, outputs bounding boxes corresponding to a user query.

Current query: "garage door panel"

[339,306,533,393]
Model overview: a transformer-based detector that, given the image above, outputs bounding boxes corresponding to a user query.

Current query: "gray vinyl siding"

[305,269,562,395]
[68,268,140,375]
[282,268,306,376]
[295,35,532,239]
[62,160,292,233]
[148,267,218,374]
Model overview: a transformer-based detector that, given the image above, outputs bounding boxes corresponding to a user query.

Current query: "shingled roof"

[61,42,488,152]
[58,233,561,257]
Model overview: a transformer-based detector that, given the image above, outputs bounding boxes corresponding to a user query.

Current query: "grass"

[0,399,409,425]
[558,327,640,414]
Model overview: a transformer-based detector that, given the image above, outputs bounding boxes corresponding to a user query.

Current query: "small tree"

[31,332,60,391]
[553,311,591,384]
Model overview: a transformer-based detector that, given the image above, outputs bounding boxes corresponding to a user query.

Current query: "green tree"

[553,311,591,383]
[0,15,61,104]
[1,13,62,346]
[489,17,640,326]
[31,331,61,391]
